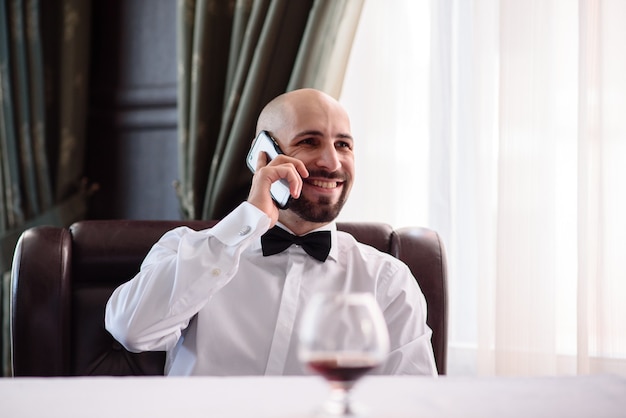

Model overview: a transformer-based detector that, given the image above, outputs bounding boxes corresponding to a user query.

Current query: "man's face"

[273,98,354,224]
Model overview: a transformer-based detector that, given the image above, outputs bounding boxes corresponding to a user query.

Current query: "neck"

[278,211,330,236]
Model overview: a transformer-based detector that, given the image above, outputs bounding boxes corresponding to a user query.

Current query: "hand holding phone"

[246,130,292,209]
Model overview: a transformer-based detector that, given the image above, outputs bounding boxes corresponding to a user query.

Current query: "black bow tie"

[261,226,331,262]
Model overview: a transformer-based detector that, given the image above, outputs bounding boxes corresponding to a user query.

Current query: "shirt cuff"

[209,202,271,246]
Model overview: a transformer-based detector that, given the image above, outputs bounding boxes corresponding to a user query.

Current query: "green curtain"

[176,0,364,220]
[0,0,91,376]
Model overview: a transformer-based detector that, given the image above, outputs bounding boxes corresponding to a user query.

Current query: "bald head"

[251,88,355,231]
[256,88,351,140]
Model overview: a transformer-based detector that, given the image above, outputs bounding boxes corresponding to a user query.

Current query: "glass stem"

[326,384,356,415]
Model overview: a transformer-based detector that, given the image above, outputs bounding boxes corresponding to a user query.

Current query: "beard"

[287,170,351,223]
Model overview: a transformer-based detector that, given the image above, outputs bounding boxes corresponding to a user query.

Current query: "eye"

[298,137,315,146]
[336,141,353,150]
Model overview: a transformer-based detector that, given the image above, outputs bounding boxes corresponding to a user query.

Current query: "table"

[1,374,624,417]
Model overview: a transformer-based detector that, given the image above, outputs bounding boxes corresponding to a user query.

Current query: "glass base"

[314,386,367,417]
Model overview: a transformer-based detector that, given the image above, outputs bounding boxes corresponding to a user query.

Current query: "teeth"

[311,180,338,189]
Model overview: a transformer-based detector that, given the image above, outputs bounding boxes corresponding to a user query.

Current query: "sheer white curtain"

[339,0,626,376]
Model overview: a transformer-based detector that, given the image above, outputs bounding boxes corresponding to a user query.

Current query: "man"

[105,88,437,376]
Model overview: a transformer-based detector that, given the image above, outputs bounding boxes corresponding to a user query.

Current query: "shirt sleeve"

[376,262,439,376]
[105,202,271,353]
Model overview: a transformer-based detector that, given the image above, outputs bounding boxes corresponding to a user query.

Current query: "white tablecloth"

[1,374,624,417]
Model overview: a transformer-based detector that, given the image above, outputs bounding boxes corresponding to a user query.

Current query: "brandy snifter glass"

[298,292,390,416]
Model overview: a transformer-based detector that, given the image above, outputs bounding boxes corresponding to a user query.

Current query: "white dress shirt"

[105,202,437,376]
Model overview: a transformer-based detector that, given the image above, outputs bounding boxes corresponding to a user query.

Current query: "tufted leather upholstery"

[10,220,447,376]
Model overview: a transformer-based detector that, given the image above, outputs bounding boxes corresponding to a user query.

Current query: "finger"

[256,151,269,172]
[271,155,309,180]
[264,165,302,197]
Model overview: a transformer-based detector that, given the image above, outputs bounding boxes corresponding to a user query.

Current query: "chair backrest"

[10,220,447,376]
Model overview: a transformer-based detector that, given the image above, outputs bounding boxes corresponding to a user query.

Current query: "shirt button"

[211,268,221,276]
[238,225,252,236]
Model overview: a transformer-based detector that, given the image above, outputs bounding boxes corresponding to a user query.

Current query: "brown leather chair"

[10,220,448,376]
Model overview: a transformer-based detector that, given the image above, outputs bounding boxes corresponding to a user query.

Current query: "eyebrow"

[293,130,354,141]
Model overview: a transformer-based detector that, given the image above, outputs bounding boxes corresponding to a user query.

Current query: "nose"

[314,144,341,172]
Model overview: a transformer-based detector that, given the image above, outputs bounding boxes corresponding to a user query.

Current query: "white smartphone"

[246,130,291,209]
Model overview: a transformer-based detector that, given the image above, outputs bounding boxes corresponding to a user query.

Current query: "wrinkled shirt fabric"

[105,202,437,376]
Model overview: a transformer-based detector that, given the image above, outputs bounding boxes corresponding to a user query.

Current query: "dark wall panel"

[86,0,179,220]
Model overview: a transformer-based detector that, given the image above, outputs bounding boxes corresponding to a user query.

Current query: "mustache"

[306,169,347,181]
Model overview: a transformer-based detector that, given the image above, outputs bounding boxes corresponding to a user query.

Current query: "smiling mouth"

[308,179,342,189]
